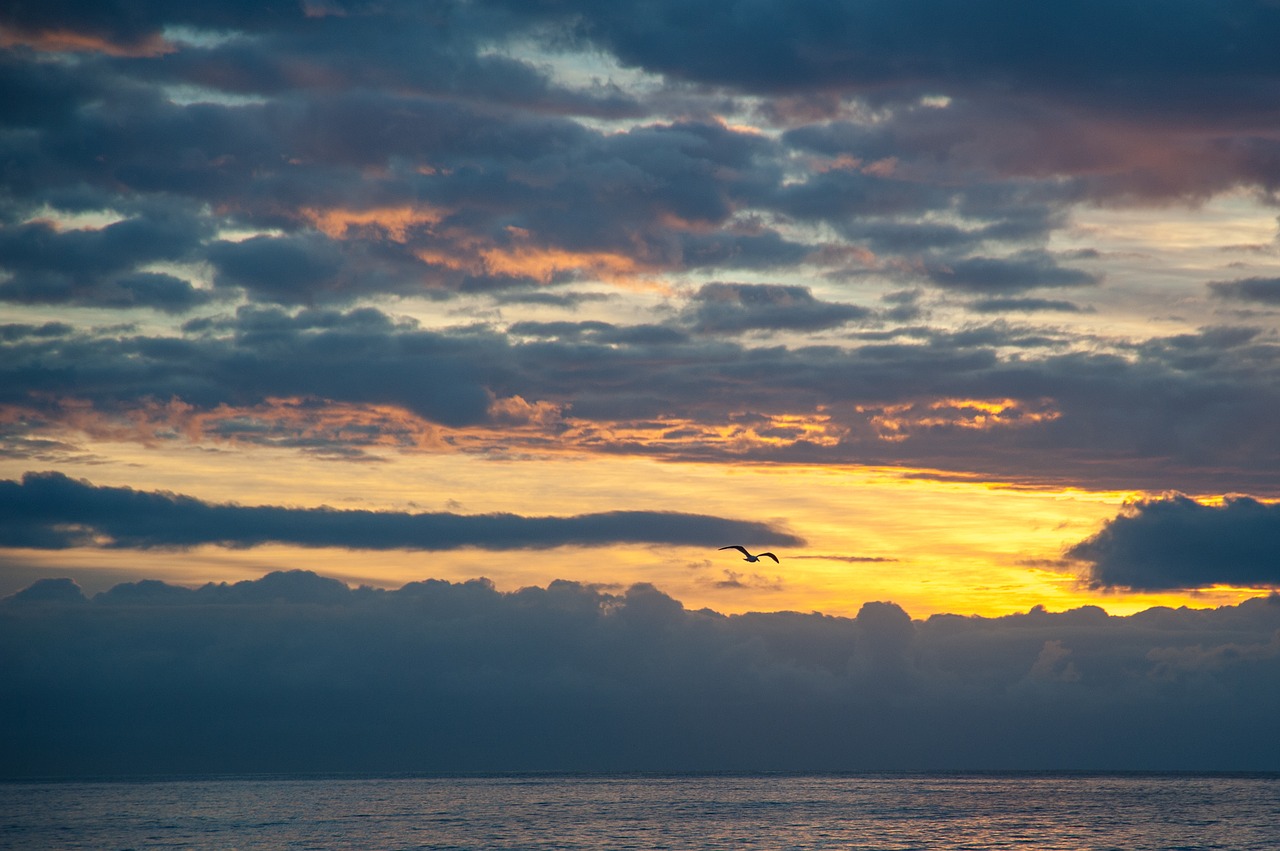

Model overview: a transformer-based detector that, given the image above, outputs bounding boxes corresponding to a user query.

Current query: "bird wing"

[719,545,750,555]
[758,552,779,562]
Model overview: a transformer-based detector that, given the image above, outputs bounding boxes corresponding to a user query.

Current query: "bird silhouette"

[719,545,779,563]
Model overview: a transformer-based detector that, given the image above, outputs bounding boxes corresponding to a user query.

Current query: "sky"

[4,1,1280,774]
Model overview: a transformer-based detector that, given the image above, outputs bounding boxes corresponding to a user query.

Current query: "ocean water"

[3,773,1278,850]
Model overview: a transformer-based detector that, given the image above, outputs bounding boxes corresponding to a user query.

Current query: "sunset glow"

[8,0,1280,780]
[4,1,1280,623]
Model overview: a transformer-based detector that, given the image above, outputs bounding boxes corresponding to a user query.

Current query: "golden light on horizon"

[5,423,1263,619]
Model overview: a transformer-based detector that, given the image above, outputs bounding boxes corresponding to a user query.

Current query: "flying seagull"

[719,545,779,563]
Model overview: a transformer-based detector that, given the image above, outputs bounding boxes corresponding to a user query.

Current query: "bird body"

[719,545,779,563]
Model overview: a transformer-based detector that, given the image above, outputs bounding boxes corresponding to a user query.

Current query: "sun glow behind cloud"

[0,421,1250,618]
[11,0,1280,783]
[5,0,1280,634]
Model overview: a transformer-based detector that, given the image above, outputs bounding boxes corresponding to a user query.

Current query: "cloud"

[2,305,498,427]
[518,2,1280,122]
[207,234,348,305]
[4,570,1280,775]
[1209,276,1280,305]
[507,320,689,347]
[1,58,807,301]
[2,0,1276,326]
[967,297,1089,314]
[0,322,74,341]
[0,471,803,552]
[3,576,87,605]
[493,290,613,309]
[0,214,216,312]
[6,308,1280,493]
[690,282,872,334]
[925,251,1101,294]
[2,2,1280,498]
[12,0,1280,120]
[1067,494,1280,591]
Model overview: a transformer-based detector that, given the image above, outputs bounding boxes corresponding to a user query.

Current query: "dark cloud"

[1,1,305,47]
[1,305,497,426]
[206,234,381,306]
[775,118,1078,234]
[1131,325,1265,373]
[0,215,214,311]
[492,290,613,309]
[677,229,814,273]
[14,0,1280,121]
[3,0,1274,320]
[105,271,219,313]
[508,320,689,346]
[925,251,1101,294]
[3,570,1280,775]
[1209,276,1280,305]
[0,80,814,296]
[770,164,947,224]
[1067,494,1280,591]
[508,1,1280,119]
[0,471,803,552]
[0,322,74,341]
[690,282,871,334]
[173,17,641,116]
[0,51,111,128]
[967,297,1089,314]
[3,577,88,605]
[5,307,1280,492]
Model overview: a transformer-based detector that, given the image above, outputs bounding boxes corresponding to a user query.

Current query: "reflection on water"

[2,773,1278,850]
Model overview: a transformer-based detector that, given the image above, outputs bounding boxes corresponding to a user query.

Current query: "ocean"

[3,773,1278,850]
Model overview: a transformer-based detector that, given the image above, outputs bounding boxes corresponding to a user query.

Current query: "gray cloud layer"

[7,306,1280,493]
[0,472,801,551]
[4,570,1279,776]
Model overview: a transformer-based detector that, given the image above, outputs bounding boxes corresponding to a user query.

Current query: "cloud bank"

[0,472,801,551]
[4,570,1280,776]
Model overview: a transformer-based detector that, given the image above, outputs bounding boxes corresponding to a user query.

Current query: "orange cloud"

[0,27,175,57]
[7,392,1067,467]
[552,409,847,456]
[812,154,863,173]
[487,395,564,428]
[857,398,1061,441]
[806,243,879,268]
[808,154,897,176]
[298,207,667,292]
[160,397,449,452]
[416,239,668,292]
[301,205,448,242]
[6,397,447,456]
[9,390,876,464]
[479,245,647,285]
